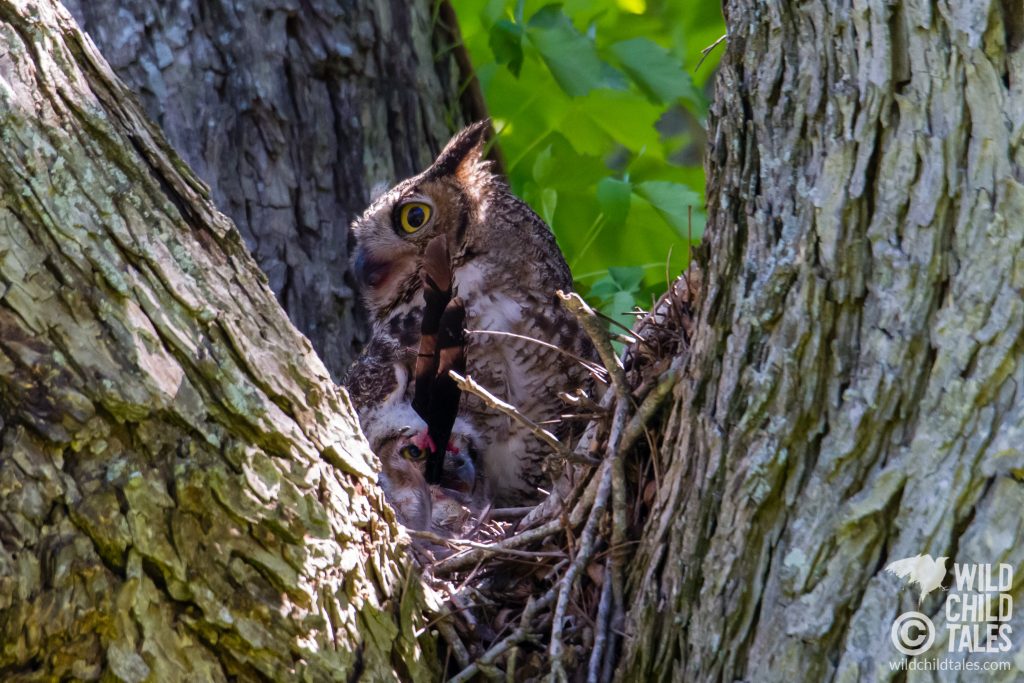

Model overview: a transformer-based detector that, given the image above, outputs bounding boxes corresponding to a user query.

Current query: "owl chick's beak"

[440,449,476,494]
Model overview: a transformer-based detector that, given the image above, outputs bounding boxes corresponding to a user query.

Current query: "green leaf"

[596,177,631,227]
[609,38,706,113]
[607,265,644,292]
[635,180,704,237]
[605,289,639,351]
[540,187,558,225]
[588,266,643,304]
[588,276,620,299]
[567,90,662,152]
[526,5,624,97]
[609,290,637,320]
[489,19,525,76]
[450,0,723,303]
[533,144,555,183]
[481,0,507,26]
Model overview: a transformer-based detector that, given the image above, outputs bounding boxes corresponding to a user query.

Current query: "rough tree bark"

[621,1,1024,681]
[7,0,1024,680]
[0,1,438,679]
[60,0,482,378]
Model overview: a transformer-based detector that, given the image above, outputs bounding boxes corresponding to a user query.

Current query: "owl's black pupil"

[407,206,425,227]
[403,445,422,460]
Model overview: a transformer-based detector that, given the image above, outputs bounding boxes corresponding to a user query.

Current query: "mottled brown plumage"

[346,121,595,505]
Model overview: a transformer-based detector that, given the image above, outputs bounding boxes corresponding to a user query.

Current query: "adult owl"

[347,121,594,505]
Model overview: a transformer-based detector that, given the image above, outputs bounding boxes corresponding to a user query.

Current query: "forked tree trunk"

[621,1,1024,680]
[0,2,437,679]
[61,0,482,378]
[6,0,1024,680]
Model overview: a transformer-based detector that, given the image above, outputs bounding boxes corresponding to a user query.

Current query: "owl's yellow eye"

[400,444,425,461]
[399,202,431,233]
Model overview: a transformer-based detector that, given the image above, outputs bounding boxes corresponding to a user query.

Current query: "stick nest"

[409,265,702,682]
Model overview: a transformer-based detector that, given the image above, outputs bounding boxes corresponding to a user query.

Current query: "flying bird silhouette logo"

[885,555,949,605]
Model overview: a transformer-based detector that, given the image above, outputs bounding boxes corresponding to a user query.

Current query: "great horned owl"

[348,121,594,505]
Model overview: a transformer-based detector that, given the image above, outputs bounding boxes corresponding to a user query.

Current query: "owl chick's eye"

[399,444,425,461]
[399,202,431,233]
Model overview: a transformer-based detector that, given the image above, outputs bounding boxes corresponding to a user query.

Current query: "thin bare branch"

[449,371,573,460]
[557,291,629,395]
[448,585,560,683]
[468,328,608,380]
[437,619,471,669]
[587,561,614,683]
[434,461,605,575]
[548,458,614,681]
[618,364,681,455]
[696,33,727,70]
[410,529,567,560]
[489,506,536,519]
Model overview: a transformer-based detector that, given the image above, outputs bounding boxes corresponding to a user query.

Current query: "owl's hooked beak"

[353,246,391,290]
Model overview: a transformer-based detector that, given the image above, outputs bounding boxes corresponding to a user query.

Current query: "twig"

[556,291,640,682]
[489,506,535,519]
[618,365,681,455]
[448,586,559,683]
[409,530,566,560]
[549,458,615,681]
[464,502,493,539]
[468,328,608,380]
[459,544,565,561]
[586,561,614,683]
[453,559,487,594]
[506,647,519,682]
[450,371,574,460]
[432,518,562,574]
[434,457,605,575]
[554,413,606,423]
[558,388,606,413]
[558,291,629,395]
[605,391,631,683]
[594,309,646,345]
[607,478,627,681]
[437,618,471,670]
[695,33,727,71]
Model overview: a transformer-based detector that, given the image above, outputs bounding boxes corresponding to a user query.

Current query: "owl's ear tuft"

[427,120,491,182]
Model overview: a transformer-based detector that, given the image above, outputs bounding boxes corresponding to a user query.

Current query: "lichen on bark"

[0,1,436,679]
[62,0,482,379]
[620,1,1024,681]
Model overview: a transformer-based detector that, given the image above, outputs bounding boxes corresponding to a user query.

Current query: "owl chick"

[350,121,595,505]
[369,412,482,532]
[349,325,484,530]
